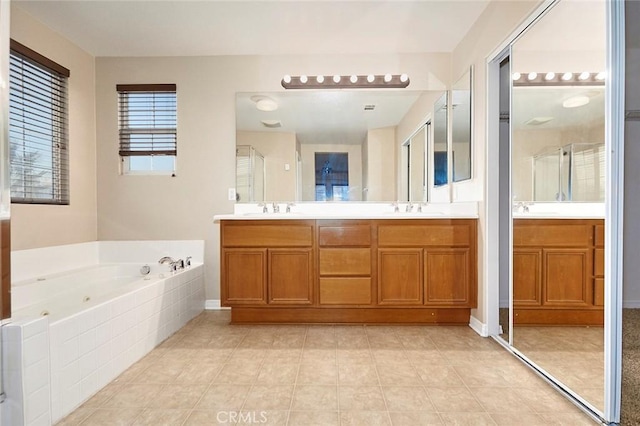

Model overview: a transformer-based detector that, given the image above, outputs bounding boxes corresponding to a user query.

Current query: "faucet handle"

[286,202,295,213]
[406,202,414,213]
[391,201,399,213]
[185,256,192,267]
[272,202,280,213]
[258,203,268,213]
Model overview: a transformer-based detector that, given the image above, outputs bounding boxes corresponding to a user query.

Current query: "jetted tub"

[3,241,206,426]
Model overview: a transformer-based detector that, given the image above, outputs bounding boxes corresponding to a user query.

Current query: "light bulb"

[283,75,292,84]
[579,72,590,81]
[350,75,358,83]
[367,75,375,83]
[316,75,325,83]
[384,74,392,83]
[544,72,556,81]
[333,75,341,83]
[400,74,409,83]
[527,72,538,80]
[299,75,308,84]
[596,71,606,81]
[512,72,521,81]
[562,72,573,81]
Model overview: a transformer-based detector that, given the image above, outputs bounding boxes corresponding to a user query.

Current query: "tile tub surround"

[5,240,206,425]
[56,310,596,426]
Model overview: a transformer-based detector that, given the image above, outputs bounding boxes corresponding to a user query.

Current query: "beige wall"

[365,128,396,201]
[451,0,541,325]
[236,130,297,202]
[10,6,97,250]
[95,53,449,300]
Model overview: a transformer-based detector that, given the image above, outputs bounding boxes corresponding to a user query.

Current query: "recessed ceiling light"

[562,95,590,108]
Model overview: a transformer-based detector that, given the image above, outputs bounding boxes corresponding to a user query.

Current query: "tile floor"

[514,327,604,412]
[57,311,596,425]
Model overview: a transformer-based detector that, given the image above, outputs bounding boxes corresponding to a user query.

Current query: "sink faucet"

[286,202,295,213]
[406,202,414,213]
[258,203,268,213]
[391,201,399,213]
[272,202,280,213]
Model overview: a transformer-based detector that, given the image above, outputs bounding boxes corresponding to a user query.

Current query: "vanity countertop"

[213,202,479,222]
[512,202,605,219]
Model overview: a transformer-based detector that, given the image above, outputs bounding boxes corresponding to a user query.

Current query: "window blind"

[117,84,177,157]
[9,40,70,205]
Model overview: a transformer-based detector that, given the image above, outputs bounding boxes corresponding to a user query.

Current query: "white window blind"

[9,39,69,205]
[117,84,177,158]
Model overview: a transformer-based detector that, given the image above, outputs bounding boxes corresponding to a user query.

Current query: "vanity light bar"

[281,74,410,89]
[512,72,605,86]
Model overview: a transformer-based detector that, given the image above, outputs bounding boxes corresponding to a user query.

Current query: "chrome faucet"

[185,256,192,268]
[272,202,280,213]
[286,202,295,213]
[258,203,268,213]
[158,256,175,265]
[391,201,399,213]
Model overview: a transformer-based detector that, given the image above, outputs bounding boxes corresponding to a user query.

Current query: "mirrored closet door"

[498,0,608,419]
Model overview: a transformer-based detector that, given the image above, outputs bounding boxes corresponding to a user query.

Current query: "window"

[117,84,177,174]
[9,40,70,204]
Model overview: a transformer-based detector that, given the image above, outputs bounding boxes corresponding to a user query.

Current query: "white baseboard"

[623,300,640,309]
[469,316,489,337]
[205,299,230,310]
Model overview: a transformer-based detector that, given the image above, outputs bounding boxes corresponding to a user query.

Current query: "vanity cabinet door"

[222,249,267,305]
[513,249,542,306]
[424,248,472,306]
[268,248,314,305]
[543,248,591,307]
[377,248,423,305]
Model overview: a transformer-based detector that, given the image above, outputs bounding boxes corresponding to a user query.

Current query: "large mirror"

[508,0,606,415]
[433,92,448,186]
[452,69,472,182]
[235,90,444,202]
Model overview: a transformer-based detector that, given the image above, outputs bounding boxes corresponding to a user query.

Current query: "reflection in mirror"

[315,152,349,201]
[236,91,442,202]
[433,93,448,186]
[407,123,429,202]
[510,0,606,414]
[236,145,265,202]
[452,69,472,182]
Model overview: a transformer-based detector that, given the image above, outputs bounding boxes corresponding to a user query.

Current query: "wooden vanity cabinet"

[377,220,477,308]
[221,218,477,324]
[221,220,314,306]
[513,219,604,325]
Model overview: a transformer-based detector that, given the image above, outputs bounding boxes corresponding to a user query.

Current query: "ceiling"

[236,90,426,145]
[13,0,491,57]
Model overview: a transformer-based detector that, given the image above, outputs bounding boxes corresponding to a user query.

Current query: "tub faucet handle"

[185,256,192,267]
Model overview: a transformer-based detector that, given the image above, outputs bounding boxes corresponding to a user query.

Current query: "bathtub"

[3,241,205,426]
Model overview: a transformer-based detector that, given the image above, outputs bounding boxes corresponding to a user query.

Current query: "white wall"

[95,53,450,300]
[236,130,297,202]
[10,6,97,250]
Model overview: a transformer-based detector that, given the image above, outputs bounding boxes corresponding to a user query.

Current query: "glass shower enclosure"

[236,145,265,203]
[533,142,605,202]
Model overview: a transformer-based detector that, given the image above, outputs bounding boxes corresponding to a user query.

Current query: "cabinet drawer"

[378,224,472,247]
[513,224,591,247]
[595,224,604,247]
[319,248,371,276]
[222,222,313,247]
[594,248,604,276]
[319,278,372,305]
[318,225,371,246]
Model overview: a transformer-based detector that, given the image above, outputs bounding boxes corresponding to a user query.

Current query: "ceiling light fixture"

[562,95,590,108]
[250,95,278,112]
[281,74,410,89]
[512,72,605,87]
